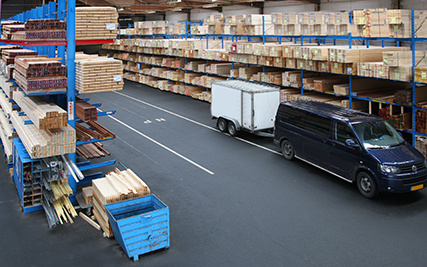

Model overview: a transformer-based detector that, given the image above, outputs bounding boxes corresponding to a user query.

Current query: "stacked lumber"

[1,48,38,79]
[77,142,110,160]
[50,180,78,225]
[13,57,67,94]
[352,9,389,37]
[387,9,411,38]
[75,53,123,93]
[24,19,66,40]
[415,135,427,157]
[1,21,25,39]
[416,110,427,134]
[82,186,93,205]
[75,98,97,122]
[75,7,118,40]
[75,121,115,142]
[10,111,76,159]
[13,91,67,130]
[92,168,151,237]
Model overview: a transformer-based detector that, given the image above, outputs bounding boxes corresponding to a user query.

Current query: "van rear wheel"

[356,171,379,199]
[281,140,294,160]
[218,118,227,132]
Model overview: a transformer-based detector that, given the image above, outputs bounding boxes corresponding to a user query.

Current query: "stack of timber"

[92,168,151,237]
[1,21,25,39]
[75,120,115,142]
[75,7,118,40]
[13,57,67,94]
[76,97,97,122]
[415,135,427,157]
[1,48,38,79]
[10,110,76,159]
[49,180,78,225]
[77,142,110,160]
[24,19,66,40]
[82,186,93,205]
[13,91,67,130]
[75,53,123,93]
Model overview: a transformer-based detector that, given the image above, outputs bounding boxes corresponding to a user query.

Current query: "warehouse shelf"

[2,0,119,206]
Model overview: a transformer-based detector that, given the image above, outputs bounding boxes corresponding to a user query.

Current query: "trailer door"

[242,91,253,131]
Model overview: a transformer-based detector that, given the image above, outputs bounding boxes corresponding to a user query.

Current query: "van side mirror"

[345,139,359,148]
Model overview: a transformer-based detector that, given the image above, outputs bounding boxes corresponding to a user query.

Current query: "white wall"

[190,9,220,21]
[264,2,316,13]
[319,0,393,11]
[400,0,427,9]
[222,5,261,16]
[165,12,188,21]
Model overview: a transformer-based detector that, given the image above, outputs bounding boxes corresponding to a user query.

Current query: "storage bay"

[1,80,427,266]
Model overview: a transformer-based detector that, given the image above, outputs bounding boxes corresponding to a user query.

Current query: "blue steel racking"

[3,0,118,204]
[111,11,427,148]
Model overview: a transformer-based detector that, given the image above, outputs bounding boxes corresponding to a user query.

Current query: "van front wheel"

[281,140,294,160]
[356,172,379,199]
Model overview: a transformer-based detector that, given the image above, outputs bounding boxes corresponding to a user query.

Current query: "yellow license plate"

[411,184,424,191]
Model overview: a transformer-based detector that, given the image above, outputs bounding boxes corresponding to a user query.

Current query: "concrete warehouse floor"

[1,80,427,266]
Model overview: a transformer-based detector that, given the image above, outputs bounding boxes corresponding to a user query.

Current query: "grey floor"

[1,80,427,266]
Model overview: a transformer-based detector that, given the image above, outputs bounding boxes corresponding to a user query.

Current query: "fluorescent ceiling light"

[146,11,156,14]
[172,8,182,12]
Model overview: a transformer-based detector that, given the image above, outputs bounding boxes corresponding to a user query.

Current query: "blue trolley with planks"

[105,194,170,261]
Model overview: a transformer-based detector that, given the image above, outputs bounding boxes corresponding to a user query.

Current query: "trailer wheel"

[217,118,228,132]
[228,121,238,137]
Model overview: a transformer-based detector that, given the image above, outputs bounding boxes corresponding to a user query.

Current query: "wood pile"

[13,56,67,94]
[24,19,66,40]
[75,7,118,40]
[1,48,37,79]
[76,98,97,122]
[416,110,427,134]
[1,21,25,39]
[82,186,93,205]
[77,142,110,160]
[13,91,67,130]
[75,120,115,141]
[415,135,427,157]
[75,53,123,93]
[92,168,151,237]
[50,180,78,224]
[9,110,76,159]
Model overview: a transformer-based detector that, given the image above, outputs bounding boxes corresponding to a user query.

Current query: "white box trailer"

[211,80,281,136]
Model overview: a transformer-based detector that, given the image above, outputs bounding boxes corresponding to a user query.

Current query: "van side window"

[334,121,356,144]
[281,106,331,138]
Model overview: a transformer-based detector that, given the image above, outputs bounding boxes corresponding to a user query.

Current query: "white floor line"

[114,91,283,156]
[107,115,215,175]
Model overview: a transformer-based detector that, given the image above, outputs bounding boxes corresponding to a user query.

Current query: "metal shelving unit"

[2,0,118,204]
[107,12,427,148]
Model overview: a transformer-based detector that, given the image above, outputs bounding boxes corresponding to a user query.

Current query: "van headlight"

[380,164,400,174]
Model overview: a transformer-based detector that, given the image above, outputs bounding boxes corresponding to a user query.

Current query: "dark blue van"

[273,100,427,198]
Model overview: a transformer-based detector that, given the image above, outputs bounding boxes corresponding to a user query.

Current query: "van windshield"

[352,120,405,149]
